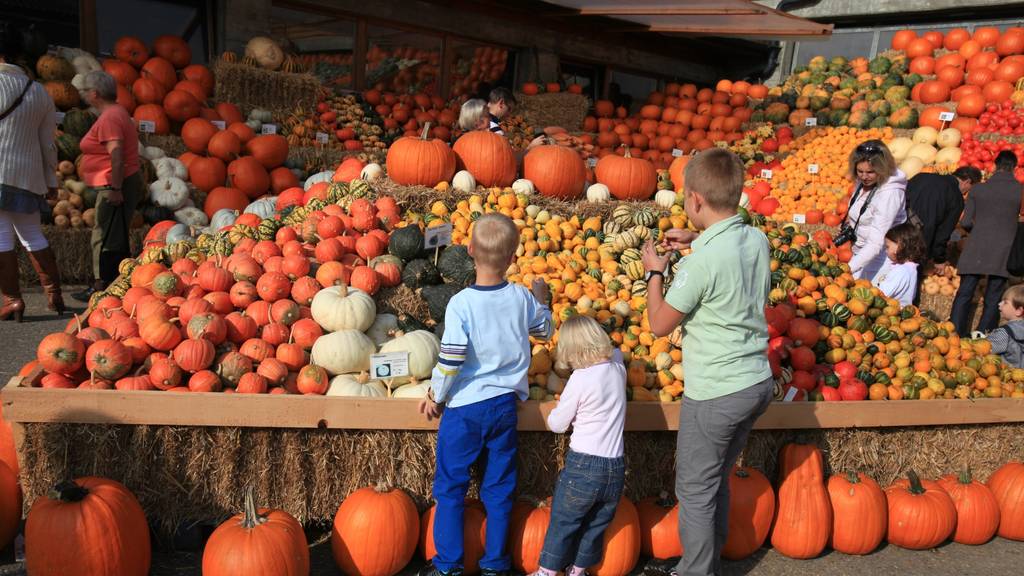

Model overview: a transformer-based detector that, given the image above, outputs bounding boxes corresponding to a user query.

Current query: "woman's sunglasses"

[856,142,883,155]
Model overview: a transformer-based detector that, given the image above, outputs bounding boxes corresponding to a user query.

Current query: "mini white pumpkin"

[311,284,376,333]
[452,170,476,193]
[210,208,239,231]
[144,146,166,160]
[304,170,334,190]
[907,143,937,165]
[326,372,388,397]
[71,73,87,91]
[360,163,384,181]
[586,183,610,203]
[244,197,277,219]
[245,37,284,69]
[72,54,101,74]
[174,206,208,227]
[899,156,925,179]
[391,380,430,399]
[936,128,961,149]
[654,189,676,209]
[935,146,962,166]
[378,330,441,381]
[165,223,195,245]
[365,313,399,347]
[150,177,189,210]
[245,119,262,132]
[155,157,188,180]
[311,330,375,375]
[512,179,535,195]
[248,108,274,123]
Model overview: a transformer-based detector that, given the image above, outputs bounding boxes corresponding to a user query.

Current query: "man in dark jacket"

[950,151,1023,336]
[905,166,981,276]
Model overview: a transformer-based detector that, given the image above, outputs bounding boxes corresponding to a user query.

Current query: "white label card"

[138,120,156,134]
[671,148,684,157]
[938,112,956,122]
[783,386,799,402]
[316,132,330,144]
[760,169,773,180]
[804,117,818,127]
[807,164,819,174]
[586,157,597,168]
[211,120,226,130]
[424,223,453,249]
[370,351,410,380]
[261,124,278,135]
[793,213,807,224]
[55,112,65,124]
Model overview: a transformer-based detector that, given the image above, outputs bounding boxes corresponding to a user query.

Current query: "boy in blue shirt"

[420,213,552,576]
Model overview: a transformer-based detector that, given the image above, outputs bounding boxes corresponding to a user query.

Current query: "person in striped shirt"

[486,87,516,135]
[419,213,552,576]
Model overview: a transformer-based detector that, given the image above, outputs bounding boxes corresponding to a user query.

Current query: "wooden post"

[353,19,367,91]
[79,0,99,54]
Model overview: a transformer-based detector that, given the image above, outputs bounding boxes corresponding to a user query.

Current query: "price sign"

[261,123,278,135]
[783,386,799,402]
[586,157,597,168]
[760,169,773,180]
[793,213,807,224]
[804,117,818,127]
[55,112,65,124]
[938,112,956,122]
[807,164,820,174]
[370,351,410,380]
[211,120,226,130]
[316,132,330,145]
[138,120,156,134]
[671,148,684,157]
[424,223,453,249]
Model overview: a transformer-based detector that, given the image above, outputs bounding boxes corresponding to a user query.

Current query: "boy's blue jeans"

[539,450,625,571]
[433,392,518,573]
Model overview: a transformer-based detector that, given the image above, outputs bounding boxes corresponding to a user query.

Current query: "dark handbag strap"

[0,79,33,122]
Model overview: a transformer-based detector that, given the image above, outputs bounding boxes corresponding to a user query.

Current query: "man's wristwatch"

[644,270,664,283]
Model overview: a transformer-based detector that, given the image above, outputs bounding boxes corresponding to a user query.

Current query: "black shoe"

[643,557,679,576]
[481,569,510,576]
[71,286,99,303]
[418,564,464,576]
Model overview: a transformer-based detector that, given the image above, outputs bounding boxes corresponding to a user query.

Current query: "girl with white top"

[872,222,926,307]
[532,315,626,576]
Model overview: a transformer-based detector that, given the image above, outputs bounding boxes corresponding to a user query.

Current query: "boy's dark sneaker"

[418,564,463,576]
[643,557,679,576]
[481,569,510,576]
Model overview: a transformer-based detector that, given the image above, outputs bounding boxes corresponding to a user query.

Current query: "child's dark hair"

[488,86,516,107]
[1004,285,1024,311]
[885,222,926,264]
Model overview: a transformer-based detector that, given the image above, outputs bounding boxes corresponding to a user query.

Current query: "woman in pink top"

[73,70,142,302]
[533,315,626,576]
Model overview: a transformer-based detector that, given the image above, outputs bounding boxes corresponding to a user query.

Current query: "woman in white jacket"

[0,24,64,321]
[842,140,908,280]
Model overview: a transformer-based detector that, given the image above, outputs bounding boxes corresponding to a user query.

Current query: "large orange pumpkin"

[25,477,150,576]
[891,30,917,51]
[996,31,1024,57]
[957,93,986,117]
[453,130,517,187]
[982,80,1014,103]
[204,186,249,219]
[419,502,487,575]
[827,472,887,555]
[995,59,1024,83]
[153,35,191,69]
[771,443,831,559]
[174,79,206,103]
[722,466,774,560]
[636,493,680,559]
[189,157,227,193]
[132,104,169,135]
[208,130,242,162]
[595,148,657,200]
[217,102,244,125]
[509,498,550,573]
[988,462,1024,540]
[182,64,214,97]
[938,469,999,545]
[523,144,587,200]
[905,38,935,59]
[202,489,308,575]
[973,26,1001,47]
[917,80,951,104]
[114,36,149,68]
[182,118,218,154]
[668,154,690,191]
[131,77,166,105]
[331,484,419,576]
[116,85,136,114]
[228,157,271,199]
[333,157,366,183]
[246,134,289,169]
[385,124,457,186]
[885,471,956,550]
[0,462,19,551]
[141,56,177,91]
[589,497,640,576]
[936,65,965,88]
[944,28,970,50]
[163,90,201,122]
[103,59,138,86]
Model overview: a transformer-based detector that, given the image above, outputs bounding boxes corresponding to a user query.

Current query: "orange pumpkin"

[827,472,887,555]
[419,503,487,575]
[131,77,166,105]
[333,157,366,183]
[523,144,587,200]
[182,118,218,154]
[905,38,935,59]
[203,186,249,219]
[386,124,457,186]
[153,35,191,69]
[208,130,242,162]
[722,466,775,560]
[589,497,641,576]
[453,130,517,188]
[988,462,1024,541]
[189,157,227,193]
[202,489,308,575]
[141,56,177,91]
[885,471,956,550]
[957,93,986,117]
[636,493,680,560]
[132,104,169,135]
[771,443,831,559]
[509,499,550,573]
[331,485,419,576]
[891,30,917,50]
[114,36,149,68]
[163,90,201,122]
[182,64,214,97]
[103,59,138,86]
[228,157,271,199]
[668,155,690,191]
[595,147,657,201]
[246,134,289,169]
[938,469,999,545]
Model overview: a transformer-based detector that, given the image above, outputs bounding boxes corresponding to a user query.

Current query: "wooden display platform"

[5,373,1024,431]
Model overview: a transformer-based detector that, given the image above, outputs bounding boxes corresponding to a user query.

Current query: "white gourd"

[378,330,440,381]
[936,128,961,149]
[304,170,334,190]
[246,119,262,131]
[654,189,676,209]
[311,330,375,375]
[907,143,937,165]
[155,158,188,180]
[174,207,208,227]
[912,126,938,146]
[165,223,195,245]
[888,137,914,162]
[144,146,166,160]
[244,197,277,219]
[71,73,86,91]
[365,313,399,347]
[72,54,101,74]
[249,108,274,123]
[452,170,476,193]
[739,192,750,208]
[150,177,189,210]
[360,163,384,181]
[934,147,962,166]
[391,381,430,399]
[210,208,239,231]
[586,183,610,203]
[512,179,535,195]
[326,372,388,397]
[310,284,376,333]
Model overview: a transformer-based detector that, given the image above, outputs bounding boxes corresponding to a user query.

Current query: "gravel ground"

[1,287,1024,574]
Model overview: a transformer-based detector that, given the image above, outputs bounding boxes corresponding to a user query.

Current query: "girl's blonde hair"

[556,315,614,370]
[847,139,897,185]
[458,98,488,131]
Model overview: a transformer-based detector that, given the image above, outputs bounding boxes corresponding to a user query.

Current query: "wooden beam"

[579,7,761,16]
[649,25,832,37]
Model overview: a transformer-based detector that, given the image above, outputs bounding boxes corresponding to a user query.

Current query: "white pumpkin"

[72,54,101,74]
[174,207,208,227]
[391,380,431,399]
[512,179,535,195]
[935,147,962,166]
[586,183,610,203]
[366,313,399,347]
[304,170,334,190]
[326,372,388,397]
[899,156,925,179]
[937,128,961,149]
[907,143,937,165]
[311,284,376,333]
[165,223,195,245]
[155,157,188,180]
[360,163,384,181]
[144,146,166,160]
[378,330,441,381]
[210,208,239,231]
[246,36,285,70]
[244,197,277,219]
[888,137,914,162]
[912,126,938,146]
[71,73,87,91]
[453,170,476,193]
[245,119,262,131]
[654,189,676,209]
[311,330,375,375]
[150,177,189,210]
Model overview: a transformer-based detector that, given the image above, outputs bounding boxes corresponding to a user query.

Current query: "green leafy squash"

[437,245,476,287]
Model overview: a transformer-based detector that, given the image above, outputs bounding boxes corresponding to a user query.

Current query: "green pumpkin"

[61,108,97,139]
[437,245,476,287]
[55,134,80,162]
[401,258,441,289]
[389,226,425,261]
[421,283,464,323]
[868,56,891,75]
[831,303,851,322]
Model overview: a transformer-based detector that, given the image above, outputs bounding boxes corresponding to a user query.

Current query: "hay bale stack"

[18,226,147,286]
[213,61,320,117]
[517,93,589,132]
[142,134,187,158]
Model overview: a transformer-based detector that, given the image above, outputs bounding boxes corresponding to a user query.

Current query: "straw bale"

[516,93,590,132]
[212,61,320,117]
[17,225,146,286]
[141,134,187,158]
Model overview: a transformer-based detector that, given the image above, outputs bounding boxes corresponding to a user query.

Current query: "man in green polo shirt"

[641,148,774,576]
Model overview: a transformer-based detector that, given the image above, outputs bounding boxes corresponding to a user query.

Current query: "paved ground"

[2,287,1024,574]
